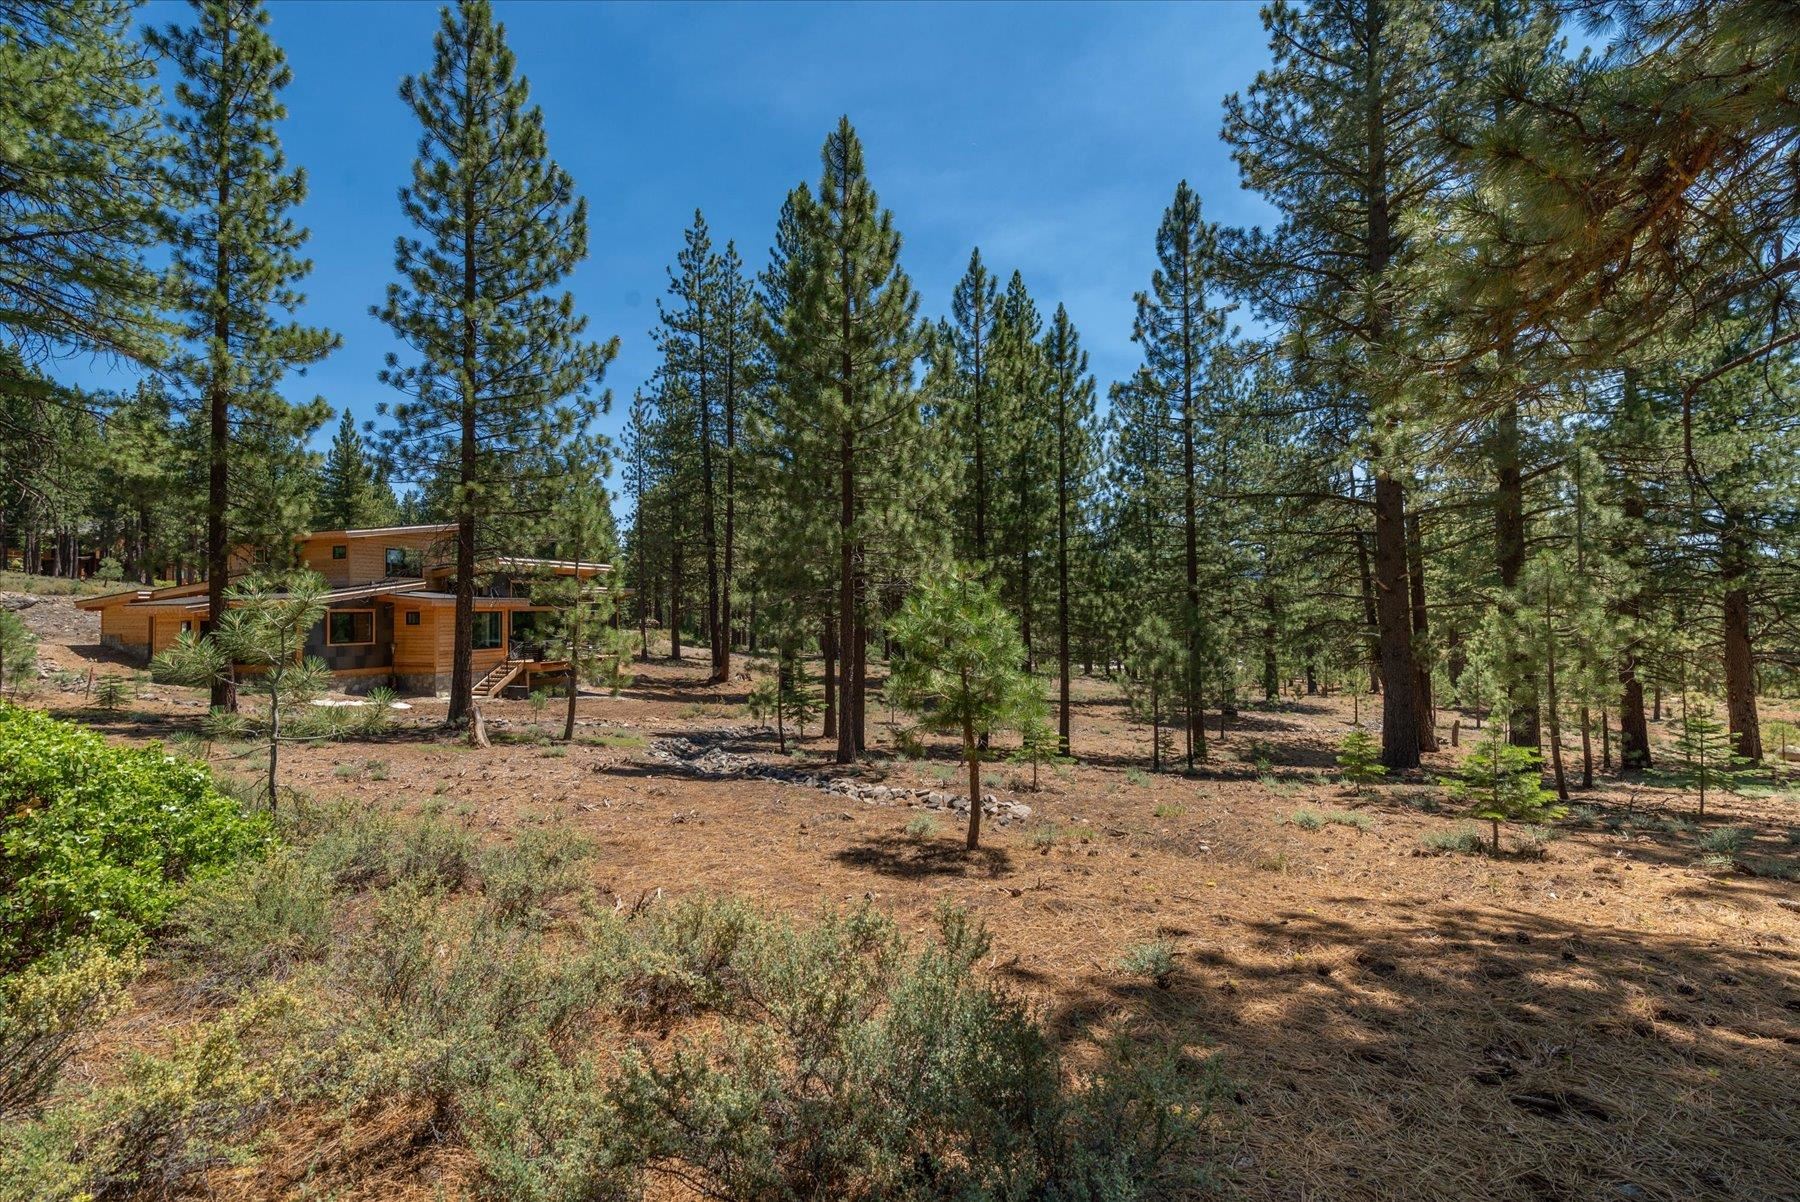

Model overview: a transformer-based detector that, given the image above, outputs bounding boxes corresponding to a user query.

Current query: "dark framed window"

[508,611,539,645]
[179,620,194,635]
[384,547,421,577]
[404,610,421,626]
[327,610,374,646]
[471,611,502,650]
[331,545,347,560]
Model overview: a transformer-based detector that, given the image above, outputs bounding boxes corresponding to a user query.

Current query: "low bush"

[389,817,476,892]
[903,814,938,841]
[0,706,269,973]
[1422,826,1485,855]
[0,942,138,1119]
[1289,808,1325,831]
[169,851,333,996]
[1696,825,1753,857]
[1120,939,1178,989]
[476,827,593,929]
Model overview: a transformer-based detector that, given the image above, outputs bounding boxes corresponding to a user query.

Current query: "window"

[331,545,347,560]
[471,611,502,650]
[508,611,538,645]
[179,620,193,635]
[404,610,421,626]
[327,610,374,646]
[385,547,421,577]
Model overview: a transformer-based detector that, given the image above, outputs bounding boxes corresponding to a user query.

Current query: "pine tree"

[1671,701,1752,821]
[376,0,615,725]
[0,0,171,384]
[151,0,336,710]
[887,566,1034,850]
[1122,613,1184,773]
[533,429,629,741]
[991,270,1050,666]
[1131,180,1226,769]
[154,570,332,808]
[1221,0,1466,771]
[1449,735,1565,855]
[944,249,1001,572]
[316,410,397,531]
[758,117,925,764]
[1043,303,1097,756]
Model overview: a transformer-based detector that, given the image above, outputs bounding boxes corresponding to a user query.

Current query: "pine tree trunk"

[1261,547,1279,702]
[721,323,738,681]
[1355,530,1381,692]
[1544,595,1568,801]
[669,541,683,661]
[1406,511,1435,752]
[1057,412,1072,756]
[821,618,836,737]
[1374,475,1420,771]
[698,312,724,683]
[1615,436,1652,768]
[851,598,867,754]
[206,114,234,713]
[448,103,479,728]
[1495,397,1538,749]
[1719,514,1762,761]
[964,710,982,850]
[1579,705,1593,789]
[836,430,856,764]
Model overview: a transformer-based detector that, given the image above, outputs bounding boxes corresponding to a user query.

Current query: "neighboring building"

[78,524,613,697]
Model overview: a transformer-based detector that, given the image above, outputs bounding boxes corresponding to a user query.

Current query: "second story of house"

[296,524,456,587]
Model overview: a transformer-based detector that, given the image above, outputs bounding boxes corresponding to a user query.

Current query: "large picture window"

[384,547,422,577]
[472,611,503,650]
[327,610,374,646]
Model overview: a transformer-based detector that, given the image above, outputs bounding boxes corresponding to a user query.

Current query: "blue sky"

[69,0,1279,500]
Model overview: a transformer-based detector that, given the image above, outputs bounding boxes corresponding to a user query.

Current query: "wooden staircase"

[473,660,523,699]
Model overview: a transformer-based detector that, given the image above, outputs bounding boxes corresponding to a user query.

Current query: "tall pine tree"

[376,0,614,724]
[151,0,336,709]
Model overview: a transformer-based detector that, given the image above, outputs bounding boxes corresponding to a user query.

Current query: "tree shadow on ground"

[832,834,1012,879]
[1044,898,1799,1202]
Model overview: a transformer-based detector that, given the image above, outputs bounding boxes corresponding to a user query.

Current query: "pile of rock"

[649,736,1034,825]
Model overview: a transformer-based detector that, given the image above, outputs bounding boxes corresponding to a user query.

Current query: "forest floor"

[15,595,1800,1202]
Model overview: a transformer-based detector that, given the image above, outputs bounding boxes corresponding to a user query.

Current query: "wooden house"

[77,524,613,698]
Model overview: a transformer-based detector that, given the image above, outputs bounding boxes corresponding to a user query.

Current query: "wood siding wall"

[298,530,451,586]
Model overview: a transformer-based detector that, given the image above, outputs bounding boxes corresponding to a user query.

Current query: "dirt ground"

[17,598,1800,1202]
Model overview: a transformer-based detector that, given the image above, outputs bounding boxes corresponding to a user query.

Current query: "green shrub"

[1153,802,1186,819]
[390,817,476,892]
[0,942,138,1119]
[169,851,333,996]
[1326,810,1372,831]
[296,802,399,890]
[1289,808,1324,831]
[0,706,269,972]
[1028,821,1062,850]
[1422,825,1485,855]
[1120,939,1178,988]
[1125,767,1151,787]
[0,987,306,1202]
[477,827,593,929]
[1696,826,1753,858]
[903,814,938,841]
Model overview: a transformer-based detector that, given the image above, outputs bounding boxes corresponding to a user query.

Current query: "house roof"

[76,581,210,610]
[297,523,457,542]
